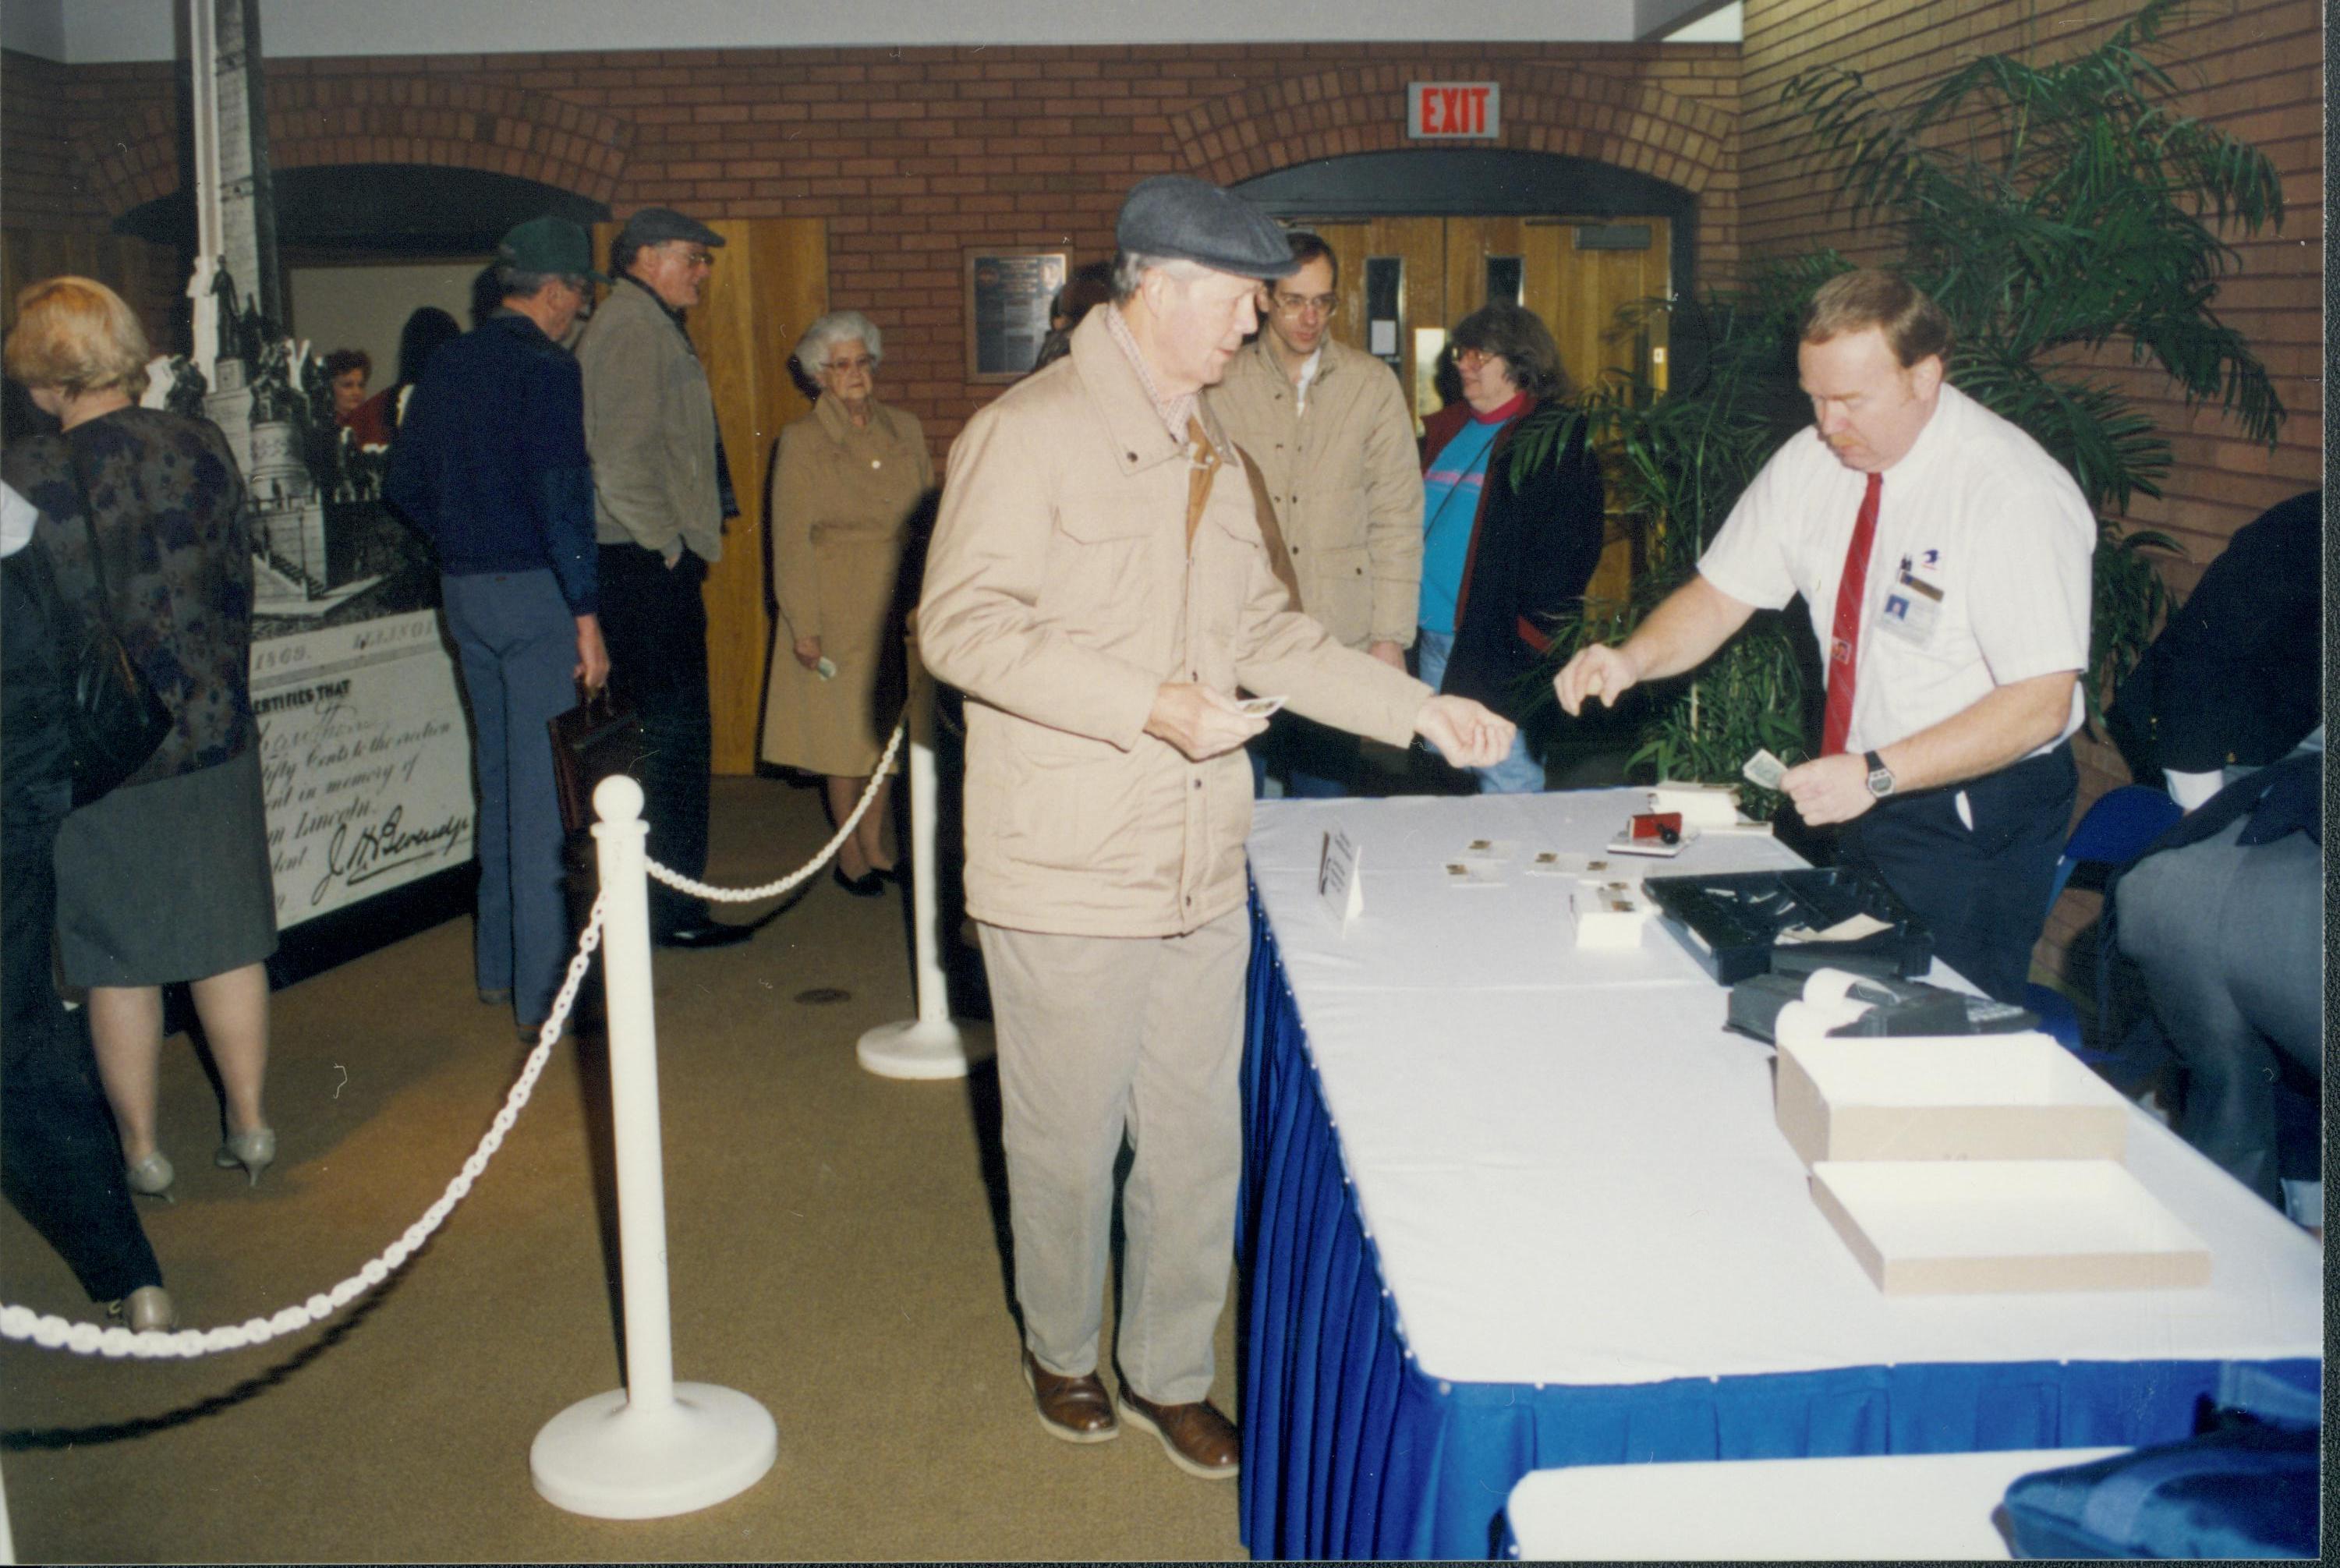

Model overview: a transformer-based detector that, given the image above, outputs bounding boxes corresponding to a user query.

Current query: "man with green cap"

[385,214,609,1042]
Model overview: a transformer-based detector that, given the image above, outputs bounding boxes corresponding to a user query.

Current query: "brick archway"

[78,78,634,223]
[1170,62,1729,195]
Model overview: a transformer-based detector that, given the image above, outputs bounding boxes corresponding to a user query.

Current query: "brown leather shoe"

[1117,1386,1240,1480]
[1022,1350,1118,1444]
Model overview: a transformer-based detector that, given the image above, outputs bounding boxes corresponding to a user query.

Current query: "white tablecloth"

[1248,790,2323,1388]
[1505,1447,2130,1560]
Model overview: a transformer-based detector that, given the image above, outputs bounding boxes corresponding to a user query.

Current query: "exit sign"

[1407,81,1499,140]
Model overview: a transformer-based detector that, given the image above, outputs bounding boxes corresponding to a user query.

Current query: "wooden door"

[1305,218,1450,433]
[1442,216,1671,398]
[592,218,828,774]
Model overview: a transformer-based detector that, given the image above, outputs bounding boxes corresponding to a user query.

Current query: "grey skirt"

[55,745,279,988]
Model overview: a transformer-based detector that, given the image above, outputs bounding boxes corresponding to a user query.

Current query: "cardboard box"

[1810,1159,2211,1294]
[1775,1032,2128,1167]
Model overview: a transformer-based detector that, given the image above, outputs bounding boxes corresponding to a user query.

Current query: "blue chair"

[2027,784,2185,1063]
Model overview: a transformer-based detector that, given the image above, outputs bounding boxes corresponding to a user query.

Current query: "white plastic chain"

[646,712,908,904]
[0,709,910,1360]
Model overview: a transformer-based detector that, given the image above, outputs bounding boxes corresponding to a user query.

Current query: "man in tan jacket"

[920,176,1513,1481]
[1210,232,1423,795]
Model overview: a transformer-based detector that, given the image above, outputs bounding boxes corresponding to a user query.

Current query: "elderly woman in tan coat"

[760,310,935,894]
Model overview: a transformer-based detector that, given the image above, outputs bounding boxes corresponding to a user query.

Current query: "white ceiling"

[1,0,1737,63]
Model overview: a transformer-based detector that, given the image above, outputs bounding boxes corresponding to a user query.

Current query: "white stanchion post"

[530,776,777,1520]
[858,671,993,1080]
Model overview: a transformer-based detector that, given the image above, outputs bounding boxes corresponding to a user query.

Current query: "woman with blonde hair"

[760,310,934,894]
[2,276,278,1198]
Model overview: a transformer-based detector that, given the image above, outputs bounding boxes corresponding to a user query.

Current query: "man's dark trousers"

[597,541,714,939]
[1835,744,2076,1006]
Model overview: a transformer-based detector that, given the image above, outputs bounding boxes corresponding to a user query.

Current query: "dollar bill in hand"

[1741,748,1787,791]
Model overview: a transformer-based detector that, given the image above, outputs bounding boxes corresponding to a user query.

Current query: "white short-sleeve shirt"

[1697,383,2094,756]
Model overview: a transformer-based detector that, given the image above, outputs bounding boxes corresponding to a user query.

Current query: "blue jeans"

[1413,627,1543,794]
[443,570,578,1028]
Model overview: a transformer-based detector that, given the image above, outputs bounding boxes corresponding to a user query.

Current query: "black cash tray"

[1640,865,1933,986]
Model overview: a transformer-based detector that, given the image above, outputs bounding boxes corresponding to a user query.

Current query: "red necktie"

[1820,471,1882,756]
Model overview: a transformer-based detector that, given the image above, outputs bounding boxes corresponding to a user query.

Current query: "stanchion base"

[531,1383,777,1520]
[856,1018,993,1080]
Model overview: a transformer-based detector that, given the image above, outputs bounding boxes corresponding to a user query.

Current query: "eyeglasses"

[1269,291,1340,318]
[1455,346,1503,370]
[665,245,717,270]
[823,355,876,373]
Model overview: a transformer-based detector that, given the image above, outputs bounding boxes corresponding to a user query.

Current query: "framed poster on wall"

[965,249,1067,381]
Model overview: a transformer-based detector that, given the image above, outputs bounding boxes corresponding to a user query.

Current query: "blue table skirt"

[1235,896,2318,1562]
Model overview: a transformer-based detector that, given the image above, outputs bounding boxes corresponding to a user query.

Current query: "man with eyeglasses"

[576,206,750,950]
[1209,232,1423,796]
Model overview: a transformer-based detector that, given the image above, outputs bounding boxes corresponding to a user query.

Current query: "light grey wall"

[286,259,484,402]
[9,0,1690,63]
[0,0,66,59]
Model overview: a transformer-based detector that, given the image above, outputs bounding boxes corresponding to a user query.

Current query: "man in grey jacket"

[575,206,749,949]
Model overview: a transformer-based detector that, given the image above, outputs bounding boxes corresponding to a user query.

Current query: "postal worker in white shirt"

[1555,269,2094,1003]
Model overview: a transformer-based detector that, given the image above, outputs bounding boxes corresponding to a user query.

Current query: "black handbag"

[547,683,647,834]
[58,443,173,808]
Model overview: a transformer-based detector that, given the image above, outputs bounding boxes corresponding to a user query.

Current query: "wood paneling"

[592,218,828,775]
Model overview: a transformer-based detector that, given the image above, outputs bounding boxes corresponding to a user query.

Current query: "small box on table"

[1570,880,1651,950]
[1775,1032,2129,1167]
[1809,1159,2211,1294]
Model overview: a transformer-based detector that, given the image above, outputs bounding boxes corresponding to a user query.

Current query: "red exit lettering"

[1414,83,1492,137]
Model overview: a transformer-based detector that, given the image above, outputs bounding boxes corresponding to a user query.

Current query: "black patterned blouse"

[2,408,257,785]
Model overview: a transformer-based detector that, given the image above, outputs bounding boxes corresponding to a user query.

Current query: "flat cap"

[1115,176,1296,280]
[497,215,608,283]
[615,206,726,251]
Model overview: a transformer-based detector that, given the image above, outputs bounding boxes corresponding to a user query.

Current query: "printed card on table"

[1525,850,1614,877]
[1319,826,1364,934]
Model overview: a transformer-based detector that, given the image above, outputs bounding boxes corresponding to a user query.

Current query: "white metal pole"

[185,0,223,387]
[592,772,674,1409]
[531,776,776,1520]
[858,670,993,1079]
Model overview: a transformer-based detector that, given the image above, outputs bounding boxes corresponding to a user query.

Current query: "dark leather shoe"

[1022,1350,1118,1444]
[832,865,887,898]
[657,919,751,950]
[1117,1386,1239,1479]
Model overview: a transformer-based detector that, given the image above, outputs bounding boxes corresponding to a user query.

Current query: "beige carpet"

[0,777,1251,1562]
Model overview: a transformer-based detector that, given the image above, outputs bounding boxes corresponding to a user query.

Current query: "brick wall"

[1739,0,2324,984]
[2,49,103,232]
[5,41,1740,451]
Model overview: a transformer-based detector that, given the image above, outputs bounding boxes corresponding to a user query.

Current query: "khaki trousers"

[976,904,1249,1405]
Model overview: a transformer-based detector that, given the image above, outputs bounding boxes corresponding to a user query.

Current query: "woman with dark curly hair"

[1415,301,1604,792]
[2,276,279,1201]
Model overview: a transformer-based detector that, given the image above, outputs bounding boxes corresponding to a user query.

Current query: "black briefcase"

[547,685,646,834]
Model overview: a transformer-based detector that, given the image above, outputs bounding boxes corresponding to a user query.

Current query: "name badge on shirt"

[1876,554,1944,647]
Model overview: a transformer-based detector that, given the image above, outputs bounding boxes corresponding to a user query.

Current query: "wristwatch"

[1863,749,1896,798]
